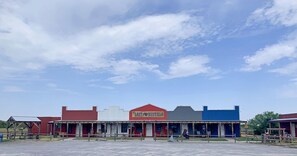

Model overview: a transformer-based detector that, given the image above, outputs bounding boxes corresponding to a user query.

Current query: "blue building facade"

[201,106,241,137]
[202,106,240,121]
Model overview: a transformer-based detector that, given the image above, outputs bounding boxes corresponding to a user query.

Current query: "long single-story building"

[8,104,245,138]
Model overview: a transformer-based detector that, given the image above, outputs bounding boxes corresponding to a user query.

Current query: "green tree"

[0,120,7,128]
[248,111,279,135]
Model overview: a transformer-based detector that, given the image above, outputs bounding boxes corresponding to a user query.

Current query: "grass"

[236,136,263,142]
[0,128,7,133]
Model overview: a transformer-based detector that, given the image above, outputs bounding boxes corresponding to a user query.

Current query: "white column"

[221,124,225,137]
[290,122,296,137]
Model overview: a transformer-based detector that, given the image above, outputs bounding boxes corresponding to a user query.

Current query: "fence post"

[234,134,236,143]
[88,133,90,142]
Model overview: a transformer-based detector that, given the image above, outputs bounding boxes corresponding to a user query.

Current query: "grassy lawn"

[0,128,7,133]
[236,136,263,142]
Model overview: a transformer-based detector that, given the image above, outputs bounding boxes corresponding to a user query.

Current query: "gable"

[129,104,167,120]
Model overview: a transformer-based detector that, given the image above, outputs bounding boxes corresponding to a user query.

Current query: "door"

[146,124,152,137]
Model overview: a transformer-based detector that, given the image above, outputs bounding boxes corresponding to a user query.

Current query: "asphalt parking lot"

[0,140,297,156]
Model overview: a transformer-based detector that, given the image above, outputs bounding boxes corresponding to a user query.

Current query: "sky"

[1,0,297,121]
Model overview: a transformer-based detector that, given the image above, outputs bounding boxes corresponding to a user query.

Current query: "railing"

[262,134,297,144]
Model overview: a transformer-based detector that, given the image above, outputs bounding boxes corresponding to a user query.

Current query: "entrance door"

[146,124,152,137]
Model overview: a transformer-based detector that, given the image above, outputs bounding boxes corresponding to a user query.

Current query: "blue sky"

[1,0,297,120]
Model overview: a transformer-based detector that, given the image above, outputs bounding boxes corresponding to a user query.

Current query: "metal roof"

[269,118,297,122]
[50,120,245,124]
[8,116,41,122]
[168,106,202,121]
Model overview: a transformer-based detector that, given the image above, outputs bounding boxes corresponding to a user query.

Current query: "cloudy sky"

[1,0,297,120]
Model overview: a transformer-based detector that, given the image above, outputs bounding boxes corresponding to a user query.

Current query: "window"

[121,123,128,133]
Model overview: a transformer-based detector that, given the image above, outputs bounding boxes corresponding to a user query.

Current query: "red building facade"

[62,106,97,120]
[129,104,168,137]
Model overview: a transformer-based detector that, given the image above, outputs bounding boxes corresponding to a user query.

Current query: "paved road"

[0,140,297,156]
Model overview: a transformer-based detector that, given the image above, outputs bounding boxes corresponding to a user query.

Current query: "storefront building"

[270,113,297,137]
[17,104,243,138]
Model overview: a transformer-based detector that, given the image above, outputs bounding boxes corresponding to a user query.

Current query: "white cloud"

[242,38,297,71]
[2,86,25,93]
[247,0,297,27]
[108,59,159,84]
[161,55,214,79]
[243,0,297,72]
[243,0,297,73]
[0,1,208,83]
[270,62,297,75]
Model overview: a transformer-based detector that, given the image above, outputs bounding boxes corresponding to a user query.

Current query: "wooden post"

[6,123,9,140]
[142,122,144,138]
[279,125,281,143]
[180,123,183,137]
[91,123,94,136]
[153,123,156,141]
[218,123,222,138]
[167,122,169,138]
[13,123,16,140]
[60,123,62,137]
[38,123,41,138]
[110,123,113,137]
[231,123,234,138]
[206,123,208,137]
[66,122,69,137]
[116,123,118,138]
[104,123,107,137]
[79,123,82,138]
[53,122,56,137]
[192,122,195,136]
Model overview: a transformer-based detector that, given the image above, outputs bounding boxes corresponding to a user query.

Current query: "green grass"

[236,136,262,142]
[0,128,6,133]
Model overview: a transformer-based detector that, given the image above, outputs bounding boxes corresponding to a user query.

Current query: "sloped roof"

[168,106,202,121]
[269,118,297,122]
[130,104,166,111]
[7,116,41,122]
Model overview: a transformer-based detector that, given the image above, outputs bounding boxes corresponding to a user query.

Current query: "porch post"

[60,123,62,136]
[79,123,82,138]
[153,122,156,139]
[142,122,144,137]
[53,122,56,137]
[231,123,234,137]
[167,122,169,138]
[219,123,221,137]
[192,122,195,136]
[66,122,69,137]
[91,123,94,135]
